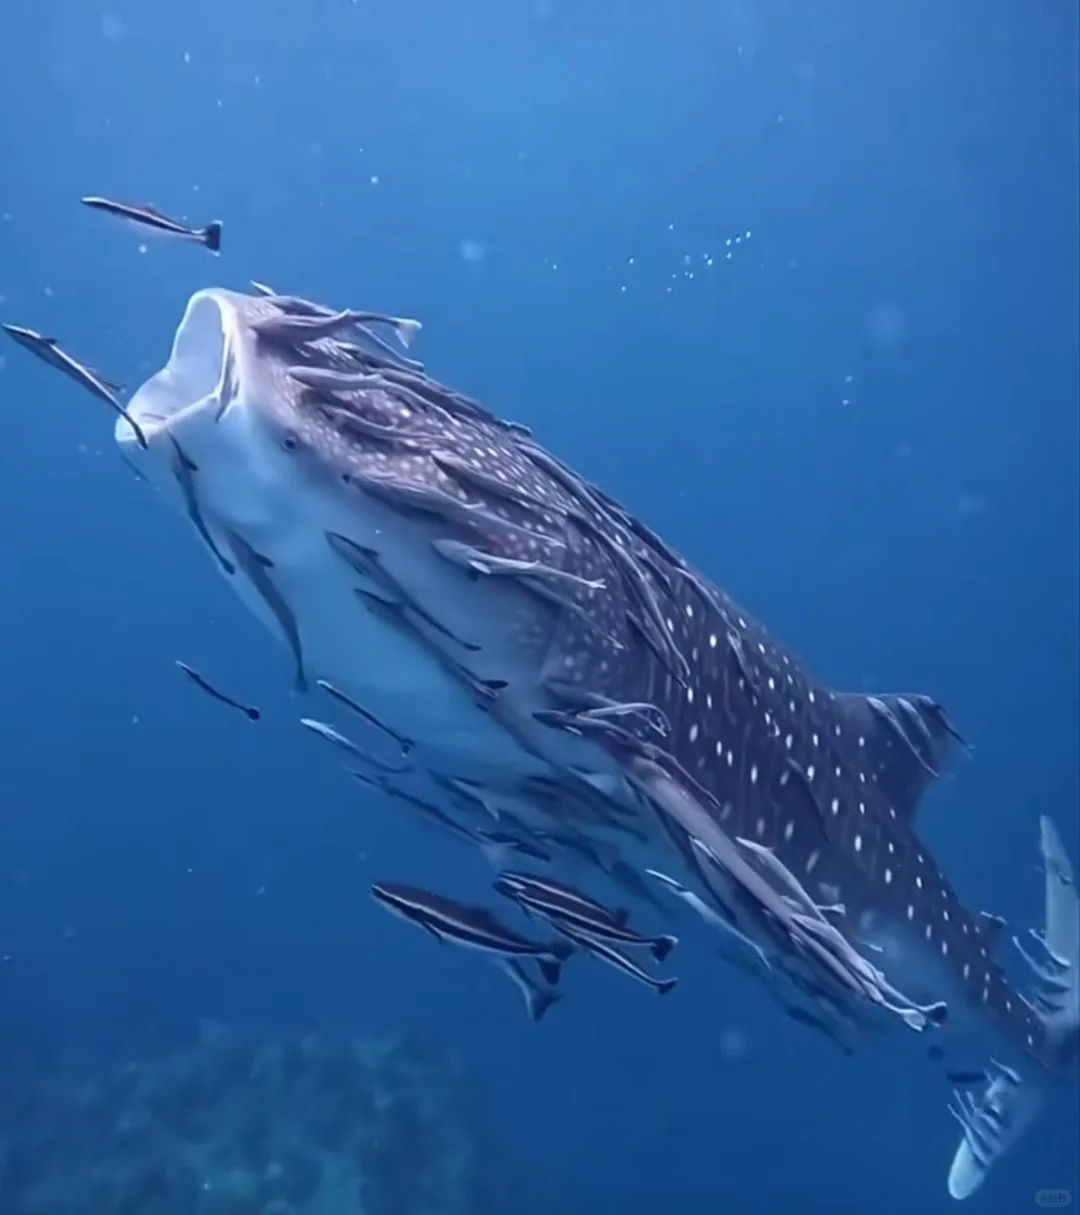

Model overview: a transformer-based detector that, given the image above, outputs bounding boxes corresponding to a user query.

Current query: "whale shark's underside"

[116,286,1079,1200]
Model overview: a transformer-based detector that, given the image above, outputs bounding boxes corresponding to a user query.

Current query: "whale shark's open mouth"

[123,290,233,442]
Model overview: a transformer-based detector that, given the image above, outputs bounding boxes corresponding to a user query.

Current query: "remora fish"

[369,882,572,986]
[494,872,677,962]
[512,887,678,962]
[175,660,259,720]
[81,196,222,252]
[316,678,414,753]
[300,717,409,775]
[494,871,631,928]
[552,918,678,996]
[2,323,147,448]
[113,285,1078,1202]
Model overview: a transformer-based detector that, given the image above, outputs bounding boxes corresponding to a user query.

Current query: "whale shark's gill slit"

[165,436,235,576]
[222,529,306,691]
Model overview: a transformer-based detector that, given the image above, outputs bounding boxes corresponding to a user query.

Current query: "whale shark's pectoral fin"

[945,816,1079,1201]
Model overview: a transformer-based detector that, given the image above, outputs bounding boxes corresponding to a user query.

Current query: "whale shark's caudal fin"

[946,816,1079,1201]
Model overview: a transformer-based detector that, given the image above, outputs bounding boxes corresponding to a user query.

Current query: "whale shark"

[116,285,1079,1199]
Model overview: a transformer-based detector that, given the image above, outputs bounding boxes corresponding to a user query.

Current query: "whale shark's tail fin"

[945,816,1078,1200]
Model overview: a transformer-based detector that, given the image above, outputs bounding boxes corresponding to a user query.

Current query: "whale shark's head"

[118,288,332,514]
[115,287,628,787]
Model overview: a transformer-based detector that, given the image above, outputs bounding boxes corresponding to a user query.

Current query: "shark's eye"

[281,432,299,453]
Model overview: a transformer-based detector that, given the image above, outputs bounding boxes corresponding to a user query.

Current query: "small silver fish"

[222,530,306,691]
[168,439,236,576]
[81,196,222,252]
[2,323,147,448]
[300,717,407,774]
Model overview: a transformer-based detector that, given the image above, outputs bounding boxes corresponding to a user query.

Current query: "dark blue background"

[0,2,1076,1212]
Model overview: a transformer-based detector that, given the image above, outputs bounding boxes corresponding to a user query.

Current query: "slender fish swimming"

[369,882,573,987]
[175,661,260,721]
[1,323,147,448]
[81,196,222,252]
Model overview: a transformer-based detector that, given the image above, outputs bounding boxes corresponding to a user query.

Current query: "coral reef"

[0,1023,490,1215]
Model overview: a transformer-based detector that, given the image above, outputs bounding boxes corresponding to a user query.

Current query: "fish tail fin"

[538,938,575,986]
[551,937,575,963]
[651,934,678,963]
[945,816,1078,1201]
[477,837,511,872]
[394,316,423,348]
[655,976,678,996]
[537,957,562,987]
[528,985,562,1023]
[495,958,562,1023]
[203,221,223,254]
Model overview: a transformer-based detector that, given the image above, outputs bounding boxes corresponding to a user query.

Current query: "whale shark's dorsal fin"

[834,691,966,820]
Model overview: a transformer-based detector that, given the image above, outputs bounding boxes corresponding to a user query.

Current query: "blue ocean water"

[0,2,1077,1212]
